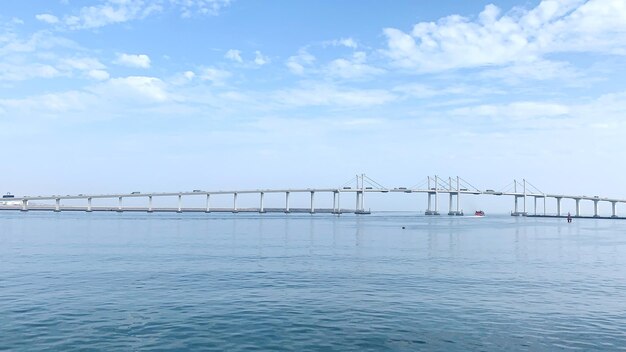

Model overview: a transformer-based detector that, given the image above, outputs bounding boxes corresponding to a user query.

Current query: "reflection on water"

[1,212,626,351]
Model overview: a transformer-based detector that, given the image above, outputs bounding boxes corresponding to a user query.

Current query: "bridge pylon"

[354,173,379,214]
[504,179,543,216]
[421,175,477,216]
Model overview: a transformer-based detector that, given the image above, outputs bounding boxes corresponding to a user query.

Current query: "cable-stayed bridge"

[1,174,624,219]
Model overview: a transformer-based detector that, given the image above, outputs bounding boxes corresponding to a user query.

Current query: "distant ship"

[474,210,485,216]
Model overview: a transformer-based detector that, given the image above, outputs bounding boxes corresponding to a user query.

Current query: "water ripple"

[1,213,626,351]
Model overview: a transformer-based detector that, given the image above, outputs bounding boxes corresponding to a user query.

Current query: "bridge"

[1,174,625,219]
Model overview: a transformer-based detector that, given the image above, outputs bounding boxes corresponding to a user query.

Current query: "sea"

[1,211,625,351]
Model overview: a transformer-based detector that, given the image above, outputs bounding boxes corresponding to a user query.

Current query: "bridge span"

[1,175,625,219]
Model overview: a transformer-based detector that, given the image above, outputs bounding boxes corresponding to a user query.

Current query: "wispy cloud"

[88,69,110,81]
[115,53,151,69]
[96,76,170,102]
[35,14,60,24]
[64,0,162,30]
[42,0,232,30]
[254,51,269,66]
[325,51,384,79]
[171,0,232,17]
[286,49,315,75]
[327,37,358,49]
[198,67,231,85]
[224,49,243,63]
[451,101,571,121]
[479,59,581,84]
[0,62,60,81]
[270,83,396,108]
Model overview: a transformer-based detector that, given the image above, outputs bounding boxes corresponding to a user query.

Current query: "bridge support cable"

[361,174,389,191]
[500,178,545,216]
[340,174,367,214]
[442,176,463,216]
[409,178,429,191]
[353,173,377,214]
[509,179,530,216]
[424,175,475,216]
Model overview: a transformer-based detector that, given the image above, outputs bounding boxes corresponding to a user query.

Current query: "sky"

[1,0,626,211]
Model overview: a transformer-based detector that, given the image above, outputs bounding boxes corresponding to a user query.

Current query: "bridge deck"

[0,206,354,214]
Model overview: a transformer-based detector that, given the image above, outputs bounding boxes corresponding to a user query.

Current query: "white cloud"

[393,83,500,99]
[480,59,580,83]
[115,53,151,68]
[198,67,231,85]
[0,31,104,82]
[88,69,110,81]
[0,62,60,81]
[225,49,269,66]
[450,101,571,125]
[58,57,110,80]
[63,0,162,30]
[254,51,269,66]
[224,49,243,63]
[286,49,315,75]
[35,14,59,24]
[0,31,77,56]
[57,0,231,29]
[272,83,397,108]
[325,51,384,79]
[184,71,195,80]
[94,76,169,102]
[60,57,106,71]
[383,0,626,73]
[0,90,96,117]
[170,0,232,17]
[329,38,358,49]
[170,70,196,85]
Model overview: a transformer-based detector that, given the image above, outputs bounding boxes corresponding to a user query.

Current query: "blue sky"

[1,0,626,210]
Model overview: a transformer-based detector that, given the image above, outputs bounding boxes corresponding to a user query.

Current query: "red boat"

[475,210,485,216]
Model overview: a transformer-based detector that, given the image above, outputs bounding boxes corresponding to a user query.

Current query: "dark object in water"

[475,210,485,216]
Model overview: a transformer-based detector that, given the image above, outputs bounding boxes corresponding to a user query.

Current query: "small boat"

[474,210,485,216]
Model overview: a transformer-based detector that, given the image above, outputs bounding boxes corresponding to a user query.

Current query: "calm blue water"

[1,212,625,351]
